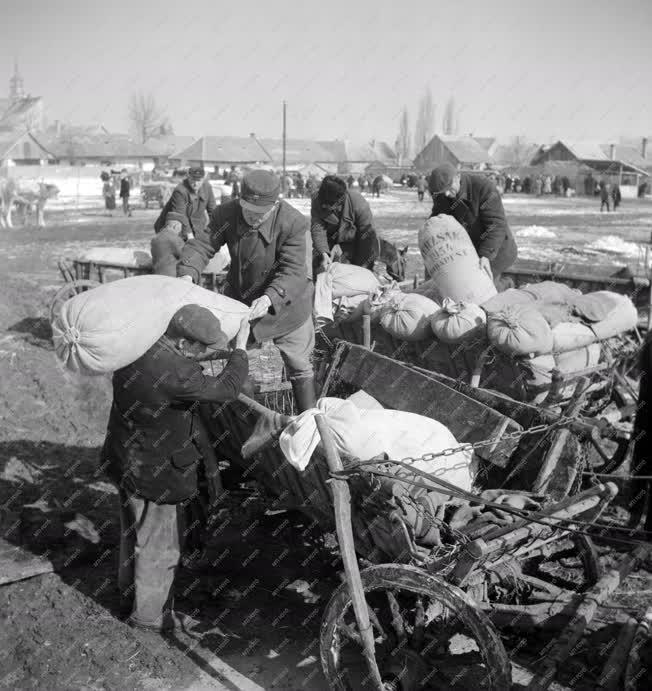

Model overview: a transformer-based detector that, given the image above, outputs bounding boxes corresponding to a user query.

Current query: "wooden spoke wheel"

[320,564,511,691]
[517,532,602,596]
[49,280,100,324]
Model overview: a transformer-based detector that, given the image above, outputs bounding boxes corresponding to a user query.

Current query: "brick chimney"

[642,137,648,160]
[609,143,616,161]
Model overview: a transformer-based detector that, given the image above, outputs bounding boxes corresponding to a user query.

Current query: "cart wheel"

[49,280,100,324]
[520,532,601,595]
[320,563,511,691]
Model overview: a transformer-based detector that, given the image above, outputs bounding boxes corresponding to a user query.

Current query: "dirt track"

[0,197,651,690]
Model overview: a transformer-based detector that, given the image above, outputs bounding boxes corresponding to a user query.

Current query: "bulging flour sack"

[418,214,497,304]
[52,275,250,375]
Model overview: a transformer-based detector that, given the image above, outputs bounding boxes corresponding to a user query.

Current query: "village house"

[530,139,649,197]
[413,134,492,172]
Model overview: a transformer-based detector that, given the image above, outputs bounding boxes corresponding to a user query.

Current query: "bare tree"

[442,97,457,136]
[503,136,532,165]
[415,87,436,153]
[397,107,411,165]
[128,91,168,144]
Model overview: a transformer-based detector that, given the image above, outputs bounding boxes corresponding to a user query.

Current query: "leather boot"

[291,376,317,413]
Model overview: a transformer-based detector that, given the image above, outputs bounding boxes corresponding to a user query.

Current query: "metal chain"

[380,416,574,467]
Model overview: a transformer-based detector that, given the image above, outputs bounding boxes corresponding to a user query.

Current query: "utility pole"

[282,101,287,181]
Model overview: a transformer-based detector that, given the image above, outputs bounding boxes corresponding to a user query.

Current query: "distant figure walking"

[611,183,622,211]
[416,174,427,202]
[535,176,543,196]
[599,180,610,212]
[119,170,131,217]
[102,177,116,215]
[543,175,552,195]
[372,175,383,198]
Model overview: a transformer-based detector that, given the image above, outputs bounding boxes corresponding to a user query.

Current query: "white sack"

[552,322,596,352]
[279,398,473,492]
[379,292,440,341]
[430,298,486,344]
[487,304,554,356]
[52,274,250,375]
[419,214,497,304]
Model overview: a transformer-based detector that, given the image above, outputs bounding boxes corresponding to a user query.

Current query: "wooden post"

[361,314,371,349]
[532,377,588,494]
[597,616,638,690]
[314,414,384,690]
[282,101,287,182]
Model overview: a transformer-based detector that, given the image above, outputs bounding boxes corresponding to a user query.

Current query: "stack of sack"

[313,263,380,325]
[482,281,638,395]
[52,274,250,375]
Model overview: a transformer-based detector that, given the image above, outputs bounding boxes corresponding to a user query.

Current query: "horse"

[379,237,408,282]
[0,178,60,229]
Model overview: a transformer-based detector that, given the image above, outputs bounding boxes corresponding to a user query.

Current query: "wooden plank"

[0,538,54,586]
[335,344,522,466]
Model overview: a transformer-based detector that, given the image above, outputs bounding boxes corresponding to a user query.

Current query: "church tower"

[9,60,25,104]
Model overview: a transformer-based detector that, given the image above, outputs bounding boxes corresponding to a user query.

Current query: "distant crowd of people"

[101,169,133,217]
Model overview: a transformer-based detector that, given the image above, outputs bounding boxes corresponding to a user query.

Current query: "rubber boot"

[291,376,317,413]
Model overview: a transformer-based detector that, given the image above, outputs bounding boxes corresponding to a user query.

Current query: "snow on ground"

[516,226,557,238]
[586,235,647,257]
[30,181,652,272]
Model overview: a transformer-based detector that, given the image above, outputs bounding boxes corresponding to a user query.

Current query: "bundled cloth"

[430,298,486,344]
[486,304,554,356]
[418,214,497,305]
[52,274,250,375]
[376,292,440,341]
[313,263,379,323]
[278,397,473,497]
[525,344,602,401]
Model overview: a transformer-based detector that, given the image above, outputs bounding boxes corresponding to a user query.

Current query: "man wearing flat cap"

[428,163,518,282]
[310,175,380,273]
[178,169,316,412]
[155,166,217,237]
[101,305,250,632]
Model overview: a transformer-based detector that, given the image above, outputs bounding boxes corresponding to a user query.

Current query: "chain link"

[384,416,576,467]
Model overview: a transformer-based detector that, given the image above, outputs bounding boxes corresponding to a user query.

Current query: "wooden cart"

[202,343,648,690]
[49,256,228,324]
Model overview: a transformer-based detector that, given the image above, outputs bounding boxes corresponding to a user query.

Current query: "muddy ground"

[0,192,651,690]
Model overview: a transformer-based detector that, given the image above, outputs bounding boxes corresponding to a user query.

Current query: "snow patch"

[516,226,557,239]
[586,235,644,257]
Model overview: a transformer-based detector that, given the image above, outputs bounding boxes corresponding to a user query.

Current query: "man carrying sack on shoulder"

[101,306,250,632]
[177,170,316,412]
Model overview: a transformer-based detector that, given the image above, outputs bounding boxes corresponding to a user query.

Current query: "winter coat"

[102,339,248,503]
[310,190,379,269]
[430,172,518,276]
[178,199,313,341]
[157,179,217,235]
[119,178,130,198]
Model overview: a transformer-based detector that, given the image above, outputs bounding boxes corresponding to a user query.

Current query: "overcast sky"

[1,0,650,146]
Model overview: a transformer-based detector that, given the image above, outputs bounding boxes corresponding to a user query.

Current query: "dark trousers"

[417,190,424,201]
[600,198,610,212]
[121,196,130,216]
